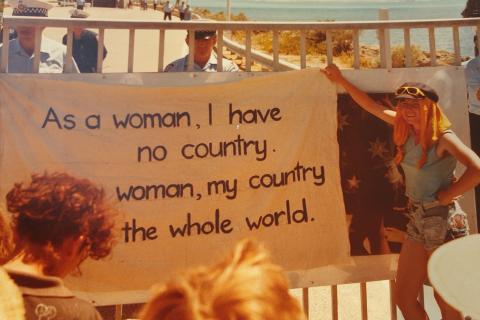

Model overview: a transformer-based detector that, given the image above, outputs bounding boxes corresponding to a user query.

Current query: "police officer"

[164,30,239,72]
[1,0,79,73]
[62,10,107,73]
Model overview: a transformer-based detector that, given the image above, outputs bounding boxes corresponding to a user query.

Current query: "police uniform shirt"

[164,52,239,72]
[0,37,79,73]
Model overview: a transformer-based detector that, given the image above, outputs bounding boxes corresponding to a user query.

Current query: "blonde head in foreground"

[140,239,306,320]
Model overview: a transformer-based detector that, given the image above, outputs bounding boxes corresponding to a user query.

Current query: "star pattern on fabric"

[346,175,361,191]
[338,112,350,131]
[368,138,389,159]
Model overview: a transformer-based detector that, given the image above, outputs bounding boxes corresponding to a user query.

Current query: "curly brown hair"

[140,239,306,320]
[6,172,116,275]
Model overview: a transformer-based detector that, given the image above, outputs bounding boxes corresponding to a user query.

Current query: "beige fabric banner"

[0,69,350,292]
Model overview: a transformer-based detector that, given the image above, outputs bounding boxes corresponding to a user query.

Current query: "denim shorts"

[406,200,469,250]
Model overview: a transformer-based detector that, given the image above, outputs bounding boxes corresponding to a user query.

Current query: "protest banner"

[0,69,350,292]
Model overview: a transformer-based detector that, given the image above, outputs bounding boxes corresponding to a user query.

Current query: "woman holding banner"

[323,64,480,320]
[2,172,116,319]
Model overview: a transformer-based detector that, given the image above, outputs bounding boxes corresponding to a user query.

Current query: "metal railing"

[1,16,480,73]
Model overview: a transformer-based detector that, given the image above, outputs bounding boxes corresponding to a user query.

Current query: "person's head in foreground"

[140,239,306,320]
[187,30,217,67]
[5,172,116,277]
[392,82,451,168]
[8,0,52,55]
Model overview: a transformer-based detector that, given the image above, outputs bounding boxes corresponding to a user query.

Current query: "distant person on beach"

[323,64,480,320]
[139,239,306,320]
[153,0,157,10]
[163,1,172,20]
[62,10,107,73]
[164,30,239,72]
[2,172,116,320]
[462,0,480,56]
[178,1,186,20]
[183,4,191,20]
[1,0,79,73]
[76,0,85,10]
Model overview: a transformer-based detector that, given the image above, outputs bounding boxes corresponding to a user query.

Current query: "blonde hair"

[0,211,14,265]
[393,99,451,168]
[0,267,25,320]
[140,239,305,320]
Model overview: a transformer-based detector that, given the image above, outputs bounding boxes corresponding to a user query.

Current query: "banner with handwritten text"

[0,69,350,292]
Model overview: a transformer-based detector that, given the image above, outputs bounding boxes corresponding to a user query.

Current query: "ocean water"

[189,0,476,57]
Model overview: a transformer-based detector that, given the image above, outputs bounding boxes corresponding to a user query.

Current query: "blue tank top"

[400,132,457,202]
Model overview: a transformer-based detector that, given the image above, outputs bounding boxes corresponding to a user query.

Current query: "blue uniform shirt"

[0,37,79,73]
[164,52,239,72]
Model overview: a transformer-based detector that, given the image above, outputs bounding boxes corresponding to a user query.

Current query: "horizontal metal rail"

[3,16,480,29]
[222,36,299,71]
[1,16,479,72]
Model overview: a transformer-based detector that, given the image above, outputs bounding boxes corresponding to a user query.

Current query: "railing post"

[187,29,195,71]
[97,28,105,73]
[403,28,412,67]
[353,29,360,69]
[452,26,461,66]
[245,30,252,72]
[1,23,10,73]
[360,282,368,320]
[114,304,122,320]
[272,30,279,71]
[428,26,437,66]
[326,30,333,65]
[217,29,224,71]
[300,30,306,69]
[128,29,135,73]
[33,27,42,73]
[302,287,309,319]
[158,29,165,72]
[331,285,338,320]
[65,29,74,73]
[226,0,231,21]
[378,9,391,70]
[389,280,397,320]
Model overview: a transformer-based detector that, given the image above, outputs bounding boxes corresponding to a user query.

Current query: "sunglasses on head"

[395,86,426,98]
